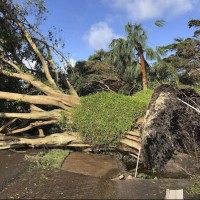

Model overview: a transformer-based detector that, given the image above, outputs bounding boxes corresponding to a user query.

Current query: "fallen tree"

[1,2,199,171]
[0,1,143,156]
[0,1,80,137]
[140,84,200,171]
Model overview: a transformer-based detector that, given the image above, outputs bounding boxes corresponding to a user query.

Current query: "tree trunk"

[0,1,143,161]
[0,131,141,158]
[139,51,148,90]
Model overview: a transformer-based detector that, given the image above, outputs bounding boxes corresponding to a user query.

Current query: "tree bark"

[0,131,141,159]
[7,120,58,135]
[139,51,148,90]
[0,109,64,120]
[0,70,80,106]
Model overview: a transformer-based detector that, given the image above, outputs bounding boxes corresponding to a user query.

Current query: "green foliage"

[188,19,200,37]
[154,19,166,27]
[186,179,200,196]
[160,37,200,86]
[88,49,110,62]
[132,89,153,103]
[150,61,179,85]
[58,111,69,130]
[67,60,121,96]
[73,90,152,147]
[25,149,70,169]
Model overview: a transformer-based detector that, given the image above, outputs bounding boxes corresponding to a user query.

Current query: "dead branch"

[176,97,200,114]
[0,118,17,132]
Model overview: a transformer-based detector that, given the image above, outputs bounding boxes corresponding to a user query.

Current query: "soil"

[0,149,200,199]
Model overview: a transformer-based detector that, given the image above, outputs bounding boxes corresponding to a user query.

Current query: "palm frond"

[154,20,166,27]
[145,48,157,60]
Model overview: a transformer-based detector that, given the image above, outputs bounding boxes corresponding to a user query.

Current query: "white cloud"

[69,58,76,67]
[107,0,195,20]
[84,22,120,50]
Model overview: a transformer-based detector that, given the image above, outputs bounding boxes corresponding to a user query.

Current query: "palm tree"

[109,38,143,92]
[109,38,131,75]
[108,22,164,91]
[125,23,157,90]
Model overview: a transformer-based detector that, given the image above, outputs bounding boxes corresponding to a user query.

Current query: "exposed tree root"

[140,84,200,170]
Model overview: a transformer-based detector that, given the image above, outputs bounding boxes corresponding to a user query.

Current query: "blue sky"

[41,0,200,65]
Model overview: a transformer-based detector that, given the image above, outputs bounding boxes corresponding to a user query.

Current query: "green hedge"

[73,90,153,147]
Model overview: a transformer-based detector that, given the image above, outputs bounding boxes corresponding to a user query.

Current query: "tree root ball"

[140,84,200,171]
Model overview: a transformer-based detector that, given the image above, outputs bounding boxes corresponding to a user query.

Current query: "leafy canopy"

[68,60,121,96]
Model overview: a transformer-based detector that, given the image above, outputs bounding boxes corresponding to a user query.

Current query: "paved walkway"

[0,150,199,199]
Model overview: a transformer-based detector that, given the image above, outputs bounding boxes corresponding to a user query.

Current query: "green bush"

[132,89,153,103]
[73,90,153,147]
[25,149,70,169]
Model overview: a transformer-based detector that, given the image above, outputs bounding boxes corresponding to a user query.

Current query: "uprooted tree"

[0,0,145,154]
[0,0,81,143]
[1,1,200,172]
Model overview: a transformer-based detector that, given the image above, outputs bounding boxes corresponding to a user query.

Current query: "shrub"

[73,90,153,147]
[132,89,153,104]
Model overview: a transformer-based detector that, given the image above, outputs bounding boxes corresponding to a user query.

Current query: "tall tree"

[109,38,132,75]
[67,60,122,96]
[108,38,143,93]
[125,23,157,90]
[108,23,158,91]
[159,19,200,86]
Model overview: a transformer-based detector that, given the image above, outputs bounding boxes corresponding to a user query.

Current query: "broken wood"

[0,130,142,160]
[120,139,141,150]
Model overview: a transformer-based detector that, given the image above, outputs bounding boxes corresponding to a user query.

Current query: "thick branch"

[0,56,21,72]
[18,25,57,87]
[0,91,69,110]
[0,118,17,132]
[31,38,59,84]
[0,109,62,120]
[0,132,84,149]
[0,1,57,87]
[0,68,62,96]
[7,120,58,135]
[0,70,80,106]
